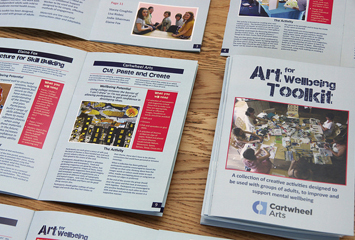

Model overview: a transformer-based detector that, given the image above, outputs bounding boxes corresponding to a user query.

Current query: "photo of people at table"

[239,0,307,21]
[227,98,348,185]
[132,3,197,40]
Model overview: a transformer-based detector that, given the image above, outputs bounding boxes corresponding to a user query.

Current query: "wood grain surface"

[0,0,353,239]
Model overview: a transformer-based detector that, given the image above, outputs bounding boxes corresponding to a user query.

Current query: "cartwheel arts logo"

[252,201,267,215]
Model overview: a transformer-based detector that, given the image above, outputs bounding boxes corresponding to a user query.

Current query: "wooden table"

[0,0,353,239]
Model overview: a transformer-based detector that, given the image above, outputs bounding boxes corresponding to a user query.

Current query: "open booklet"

[0,204,230,240]
[221,0,355,67]
[0,0,210,52]
[0,38,198,216]
[201,55,355,239]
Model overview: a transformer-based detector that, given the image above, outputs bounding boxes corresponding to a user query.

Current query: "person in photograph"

[242,148,272,174]
[172,11,195,39]
[157,11,171,32]
[325,137,347,161]
[231,127,263,150]
[318,113,335,137]
[133,7,154,35]
[288,158,312,180]
[175,13,183,27]
[167,13,183,33]
[145,6,154,25]
[145,6,159,27]
[293,0,307,11]
[245,107,268,132]
[324,137,347,184]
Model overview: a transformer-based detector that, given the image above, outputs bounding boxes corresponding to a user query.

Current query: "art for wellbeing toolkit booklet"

[201,55,355,239]
[0,0,210,52]
[0,38,198,216]
[0,203,230,240]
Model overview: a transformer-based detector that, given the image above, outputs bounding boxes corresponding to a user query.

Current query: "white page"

[157,230,230,240]
[207,55,354,236]
[0,38,87,198]
[0,0,100,39]
[221,0,347,66]
[26,211,157,240]
[0,0,210,51]
[39,52,197,215]
[89,0,210,52]
[0,204,34,240]
[340,0,355,67]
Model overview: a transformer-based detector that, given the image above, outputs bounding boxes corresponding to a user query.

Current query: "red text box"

[307,0,333,24]
[19,79,64,149]
[132,90,177,152]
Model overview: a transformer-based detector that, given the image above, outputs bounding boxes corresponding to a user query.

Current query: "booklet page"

[26,211,158,240]
[340,0,355,67]
[89,0,210,52]
[0,204,34,240]
[39,52,197,215]
[0,0,100,39]
[0,38,87,198]
[206,56,354,236]
[221,0,347,66]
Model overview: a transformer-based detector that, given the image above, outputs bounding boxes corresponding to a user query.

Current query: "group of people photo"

[227,98,348,185]
[133,4,197,40]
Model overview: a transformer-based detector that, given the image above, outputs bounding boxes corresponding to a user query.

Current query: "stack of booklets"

[0,203,230,240]
[0,38,198,216]
[201,55,355,239]
[202,0,355,238]
[0,0,210,52]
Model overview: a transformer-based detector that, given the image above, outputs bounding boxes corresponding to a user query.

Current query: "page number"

[111,2,123,5]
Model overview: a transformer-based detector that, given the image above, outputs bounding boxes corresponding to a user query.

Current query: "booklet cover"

[201,55,354,239]
[0,0,210,52]
[220,0,355,67]
[0,203,158,240]
[0,38,198,216]
[0,203,230,240]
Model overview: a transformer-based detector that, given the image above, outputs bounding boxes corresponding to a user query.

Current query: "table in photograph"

[255,117,333,177]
